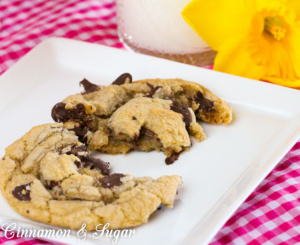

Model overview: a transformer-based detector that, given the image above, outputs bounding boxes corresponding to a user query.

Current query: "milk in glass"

[116,0,216,66]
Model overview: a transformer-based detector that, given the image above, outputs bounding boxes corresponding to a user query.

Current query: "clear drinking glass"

[116,0,216,66]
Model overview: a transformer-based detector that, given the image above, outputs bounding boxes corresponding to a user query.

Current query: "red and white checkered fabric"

[0,0,123,74]
[211,143,300,245]
[1,0,300,244]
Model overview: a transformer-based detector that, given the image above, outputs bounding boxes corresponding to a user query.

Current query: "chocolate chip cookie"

[51,74,232,163]
[0,123,182,230]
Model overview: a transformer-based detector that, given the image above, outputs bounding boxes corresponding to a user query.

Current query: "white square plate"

[1,38,300,245]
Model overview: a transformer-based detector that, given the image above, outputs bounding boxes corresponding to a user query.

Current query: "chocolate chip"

[71,126,89,143]
[132,116,137,120]
[44,181,59,190]
[12,182,33,201]
[145,83,162,97]
[80,78,100,94]
[112,73,132,85]
[171,104,192,127]
[78,155,110,175]
[66,144,88,156]
[194,91,214,112]
[51,102,87,122]
[165,152,181,165]
[99,173,125,188]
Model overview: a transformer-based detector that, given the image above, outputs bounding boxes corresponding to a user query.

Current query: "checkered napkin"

[1,0,300,244]
[0,0,122,74]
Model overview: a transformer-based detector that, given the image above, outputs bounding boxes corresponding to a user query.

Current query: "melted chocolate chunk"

[99,173,125,188]
[98,115,111,119]
[132,134,139,144]
[44,181,59,190]
[194,91,214,112]
[171,104,192,127]
[66,144,88,156]
[145,83,162,97]
[74,160,82,168]
[12,182,33,201]
[140,128,155,137]
[78,155,110,175]
[112,73,132,85]
[165,152,181,165]
[51,102,87,122]
[80,78,100,94]
[73,103,87,118]
[71,126,89,143]
[51,102,67,122]
[133,127,156,144]
[157,204,163,210]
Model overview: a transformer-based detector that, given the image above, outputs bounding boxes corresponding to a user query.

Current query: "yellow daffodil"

[182,0,300,87]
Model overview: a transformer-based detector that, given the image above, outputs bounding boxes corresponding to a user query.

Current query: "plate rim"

[1,37,300,245]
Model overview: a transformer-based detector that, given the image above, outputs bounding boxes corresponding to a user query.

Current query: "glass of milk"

[116,0,216,66]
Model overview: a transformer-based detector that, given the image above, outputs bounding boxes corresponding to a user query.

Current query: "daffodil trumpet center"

[264,16,287,41]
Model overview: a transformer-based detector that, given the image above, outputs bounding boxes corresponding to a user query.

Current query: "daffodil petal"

[214,37,266,80]
[263,77,300,87]
[287,0,300,21]
[287,18,300,79]
[261,12,300,82]
[182,0,255,50]
[254,0,287,13]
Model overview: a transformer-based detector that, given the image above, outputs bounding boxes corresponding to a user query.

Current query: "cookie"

[51,74,232,163]
[0,123,182,230]
[123,78,232,125]
[100,97,202,163]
